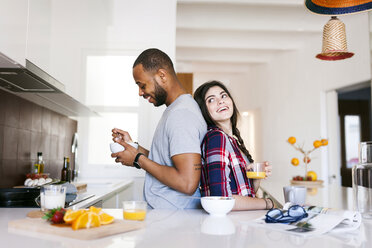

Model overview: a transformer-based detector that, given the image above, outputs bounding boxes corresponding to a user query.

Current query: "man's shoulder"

[167,95,205,122]
[169,94,200,112]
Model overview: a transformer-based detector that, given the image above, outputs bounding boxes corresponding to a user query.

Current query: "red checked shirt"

[200,126,256,197]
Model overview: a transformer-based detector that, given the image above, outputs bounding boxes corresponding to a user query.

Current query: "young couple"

[111,48,273,210]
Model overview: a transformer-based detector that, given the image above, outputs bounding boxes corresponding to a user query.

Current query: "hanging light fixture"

[316,16,354,61]
[305,0,372,61]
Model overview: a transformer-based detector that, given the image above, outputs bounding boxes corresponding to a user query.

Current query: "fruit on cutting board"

[43,206,115,230]
[42,207,67,224]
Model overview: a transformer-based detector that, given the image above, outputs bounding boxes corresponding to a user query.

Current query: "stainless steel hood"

[0,52,97,117]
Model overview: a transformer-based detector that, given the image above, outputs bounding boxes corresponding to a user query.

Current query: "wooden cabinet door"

[177,73,193,95]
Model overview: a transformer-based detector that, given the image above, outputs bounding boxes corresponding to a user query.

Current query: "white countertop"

[68,179,134,209]
[260,181,354,210]
[1,208,372,248]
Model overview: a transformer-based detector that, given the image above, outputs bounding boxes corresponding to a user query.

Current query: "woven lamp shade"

[316,17,354,61]
[305,0,372,15]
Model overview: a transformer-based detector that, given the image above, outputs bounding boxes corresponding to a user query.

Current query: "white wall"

[47,0,176,179]
[192,13,371,187]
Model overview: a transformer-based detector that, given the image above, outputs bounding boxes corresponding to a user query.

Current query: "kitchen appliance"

[0,187,94,208]
[0,188,40,207]
[352,141,372,218]
[0,52,97,117]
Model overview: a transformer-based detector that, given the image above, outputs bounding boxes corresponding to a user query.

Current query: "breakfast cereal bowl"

[201,197,235,216]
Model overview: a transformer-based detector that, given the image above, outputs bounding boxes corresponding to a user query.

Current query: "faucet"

[71,132,79,181]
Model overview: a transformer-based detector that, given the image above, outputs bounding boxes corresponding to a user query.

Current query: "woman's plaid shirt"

[200,126,256,197]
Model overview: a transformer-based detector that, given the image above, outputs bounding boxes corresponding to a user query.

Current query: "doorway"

[338,83,371,187]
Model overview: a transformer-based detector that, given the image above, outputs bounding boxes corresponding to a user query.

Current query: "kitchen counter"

[260,181,354,210]
[68,179,134,209]
[1,207,372,247]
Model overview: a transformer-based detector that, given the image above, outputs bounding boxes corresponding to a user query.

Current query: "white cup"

[283,186,306,205]
[40,185,66,211]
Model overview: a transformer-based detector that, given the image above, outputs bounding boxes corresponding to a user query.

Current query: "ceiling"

[175,0,371,75]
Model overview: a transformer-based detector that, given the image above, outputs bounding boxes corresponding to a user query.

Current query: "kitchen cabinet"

[102,184,133,208]
[26,0,52,73]
[0,0,28,66]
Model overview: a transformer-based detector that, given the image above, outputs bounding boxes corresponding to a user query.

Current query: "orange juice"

[123,210,146,221]
[246,171,266,179]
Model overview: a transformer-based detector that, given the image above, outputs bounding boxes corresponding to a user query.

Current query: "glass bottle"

[352,141,372,218]
[61,157,71,182]
[33,152,44,174]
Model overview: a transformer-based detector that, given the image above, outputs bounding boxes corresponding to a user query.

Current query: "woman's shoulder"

[203,127,229,146]
[206,127,226,137]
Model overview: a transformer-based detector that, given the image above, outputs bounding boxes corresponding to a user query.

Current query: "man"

[111,48,207,209]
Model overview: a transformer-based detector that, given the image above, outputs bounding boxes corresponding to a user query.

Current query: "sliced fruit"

[72,212,101,230]
[287,136,296,144]
[291,158,299,166]
[63,209,86,224]
[89,206,102,214]
[99,212,115,225]
[307,171,317,181]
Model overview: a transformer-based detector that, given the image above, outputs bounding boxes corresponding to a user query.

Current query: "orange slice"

[89,206,102,214]
[72,212,101,230]
[99,212,115,225]
[63,209,86,224]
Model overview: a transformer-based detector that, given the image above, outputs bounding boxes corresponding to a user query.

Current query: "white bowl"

[201,196,235,216]
[110,143,125,153]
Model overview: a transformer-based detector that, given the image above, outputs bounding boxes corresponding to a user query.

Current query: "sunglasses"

[265,205,308,224]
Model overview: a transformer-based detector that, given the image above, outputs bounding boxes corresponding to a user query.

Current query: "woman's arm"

[232,195,274,210]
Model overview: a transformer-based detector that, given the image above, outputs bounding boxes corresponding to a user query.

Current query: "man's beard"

[153,79,167,107]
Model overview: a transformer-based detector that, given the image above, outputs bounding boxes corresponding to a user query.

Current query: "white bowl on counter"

[201,196,235,216]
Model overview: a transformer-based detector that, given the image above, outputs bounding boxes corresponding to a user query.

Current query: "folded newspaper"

[250,203,362,237]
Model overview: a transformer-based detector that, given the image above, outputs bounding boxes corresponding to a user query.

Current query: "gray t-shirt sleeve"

[167,109,204,157]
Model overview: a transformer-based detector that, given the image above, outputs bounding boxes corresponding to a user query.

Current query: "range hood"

[0,52,97,117]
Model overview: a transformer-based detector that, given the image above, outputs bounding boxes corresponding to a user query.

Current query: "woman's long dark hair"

[194,80,254,163]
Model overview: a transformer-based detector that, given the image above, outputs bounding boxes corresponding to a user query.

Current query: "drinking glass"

[246,162,266,179]
[123,201,147,221]
[39,185,66,211]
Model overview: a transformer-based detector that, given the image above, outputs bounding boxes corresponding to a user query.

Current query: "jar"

[352,141,372,218]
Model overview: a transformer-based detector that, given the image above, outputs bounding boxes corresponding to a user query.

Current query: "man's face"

[133,64,168,107]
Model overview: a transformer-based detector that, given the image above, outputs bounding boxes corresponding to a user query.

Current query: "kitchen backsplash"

[0,89,77,188]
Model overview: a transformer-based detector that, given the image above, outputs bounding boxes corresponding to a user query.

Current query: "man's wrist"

[133,153,144,169]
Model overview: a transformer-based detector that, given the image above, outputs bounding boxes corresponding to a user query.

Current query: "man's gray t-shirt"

[144,94,207,209]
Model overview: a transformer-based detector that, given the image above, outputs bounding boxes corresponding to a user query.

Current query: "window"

[85,55,139,165]
[344,115,361,168]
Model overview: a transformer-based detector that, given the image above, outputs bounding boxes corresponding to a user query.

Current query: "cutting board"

[71,182,87,192]
[8,217,144,240]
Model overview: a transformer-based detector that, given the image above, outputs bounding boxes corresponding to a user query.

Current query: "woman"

[194,80,273,210]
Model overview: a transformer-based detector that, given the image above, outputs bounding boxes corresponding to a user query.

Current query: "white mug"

[283,186,306,205]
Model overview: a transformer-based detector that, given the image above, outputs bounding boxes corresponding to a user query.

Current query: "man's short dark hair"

[133,48,175,74]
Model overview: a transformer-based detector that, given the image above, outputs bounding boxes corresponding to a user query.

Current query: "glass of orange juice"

[246,162,266,179]
[123,201,147,221]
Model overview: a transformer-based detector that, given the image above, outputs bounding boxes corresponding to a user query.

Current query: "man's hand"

[112,128,133,143]
[111,139,139,167]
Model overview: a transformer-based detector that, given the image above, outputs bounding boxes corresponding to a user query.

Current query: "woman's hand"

[264,161,272,178]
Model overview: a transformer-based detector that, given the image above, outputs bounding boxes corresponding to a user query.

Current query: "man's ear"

[157,69,168,84]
